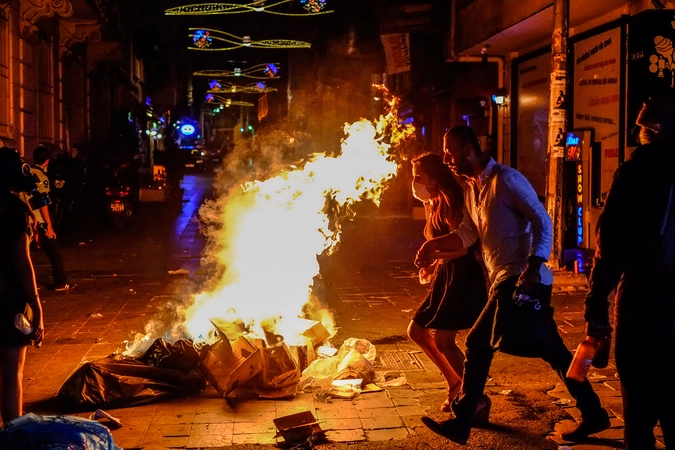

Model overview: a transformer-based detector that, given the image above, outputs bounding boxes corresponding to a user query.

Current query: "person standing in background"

[19,146,72,291]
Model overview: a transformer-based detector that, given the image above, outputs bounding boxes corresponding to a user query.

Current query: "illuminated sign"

[576,163,583,246]
[180,124,196,136]
[566,132,582,161]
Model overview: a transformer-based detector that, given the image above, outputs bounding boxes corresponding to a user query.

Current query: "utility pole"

[545,0,569,269]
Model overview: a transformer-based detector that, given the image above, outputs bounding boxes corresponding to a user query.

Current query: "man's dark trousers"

[450,275,605,433]
[37,223,67,286]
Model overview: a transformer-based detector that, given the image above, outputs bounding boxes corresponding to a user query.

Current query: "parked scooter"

[103,163,136,229]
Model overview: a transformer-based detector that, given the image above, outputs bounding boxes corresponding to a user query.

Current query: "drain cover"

[374,351,426,371]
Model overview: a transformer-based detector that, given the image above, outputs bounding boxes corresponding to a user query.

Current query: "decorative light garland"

[208,81,277,94]
[193,64,281,80]
[188,28,311,51]
[205,95,255,107]
[166,1,332,16]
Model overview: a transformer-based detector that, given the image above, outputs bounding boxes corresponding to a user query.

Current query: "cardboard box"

[299,319,330,347]
[273,411,324,444]
[199,336,262,396]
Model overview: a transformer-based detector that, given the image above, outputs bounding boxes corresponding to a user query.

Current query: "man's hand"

[517,256,545,294]
[44,224,56,239]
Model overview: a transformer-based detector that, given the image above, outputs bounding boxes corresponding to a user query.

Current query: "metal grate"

[374,351,426,371]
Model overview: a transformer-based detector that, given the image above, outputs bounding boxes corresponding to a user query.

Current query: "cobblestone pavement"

[15,174,666,449]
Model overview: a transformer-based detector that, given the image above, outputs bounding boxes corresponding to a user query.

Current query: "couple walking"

[407,125,610,445]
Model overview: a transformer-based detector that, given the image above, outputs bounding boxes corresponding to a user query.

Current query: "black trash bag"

[58,354,206,409]
[137,338,200,372]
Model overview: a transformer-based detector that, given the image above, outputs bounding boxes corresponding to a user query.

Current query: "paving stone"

[231,431,278,445]
[315,400,360,419]
[365,428,409,441]
[353,391,395,409]
[321,418,362,430]
[358,407,405,429]
[190,422,234,435]
[401,414,425,428]
[150,412,194,425]
[325,429,367,442]
[187,433,233,447]
[234,410,276,425]
[395,404,428,416]
[193,411,236,423]
[142,424,190,448]
[233,418,277,434]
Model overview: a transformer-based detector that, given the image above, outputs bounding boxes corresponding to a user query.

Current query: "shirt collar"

[476,158,497,188]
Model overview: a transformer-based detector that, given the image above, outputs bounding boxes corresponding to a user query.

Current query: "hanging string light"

[208,81,277,94]
[188,28,311,51]
[205,94,254,107]
[166,1,333,16]
[193,64,281,80]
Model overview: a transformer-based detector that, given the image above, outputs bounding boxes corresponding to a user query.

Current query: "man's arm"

[507,170,552,288]
[415,208,478,267]
[38,204,56,239]
[584,165,632,331]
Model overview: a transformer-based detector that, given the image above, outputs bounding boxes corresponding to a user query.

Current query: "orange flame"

[126,92,414,354]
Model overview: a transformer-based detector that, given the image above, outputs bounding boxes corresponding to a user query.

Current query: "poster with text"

[573,26,621,205]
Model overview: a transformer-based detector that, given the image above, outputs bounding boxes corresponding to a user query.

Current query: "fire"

[126,94,413,354]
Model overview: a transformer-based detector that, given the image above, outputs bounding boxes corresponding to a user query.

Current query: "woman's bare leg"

[0,346,26,423]
[407,321,461,395]
[434,329,465,382]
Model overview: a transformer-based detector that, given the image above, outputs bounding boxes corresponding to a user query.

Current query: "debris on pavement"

[500,389,513,395]
[88,313,103,318]
[0,413,122,450]
[374,372,407,387]
[167,268,191,275]
[273,411,325,445]
[89,409,123,428]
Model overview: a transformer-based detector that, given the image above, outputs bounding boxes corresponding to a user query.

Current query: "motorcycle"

[103,163,136,229]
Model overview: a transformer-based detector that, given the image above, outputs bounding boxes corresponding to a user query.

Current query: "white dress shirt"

[455,158,553,288]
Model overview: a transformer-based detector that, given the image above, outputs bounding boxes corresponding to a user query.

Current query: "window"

[36,35,53,142]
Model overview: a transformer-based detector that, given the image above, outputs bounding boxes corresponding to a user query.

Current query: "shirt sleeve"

[453,206,479,248]
[505,170,552,261]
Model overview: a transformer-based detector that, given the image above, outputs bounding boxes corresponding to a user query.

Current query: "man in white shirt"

[418,126,609,445]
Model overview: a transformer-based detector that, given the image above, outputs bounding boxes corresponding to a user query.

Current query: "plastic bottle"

[567,335,611,382]
[567,337,596,382]
[591,335,612,369]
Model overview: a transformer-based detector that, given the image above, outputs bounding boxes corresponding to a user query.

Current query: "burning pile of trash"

[59,91,413,411]
[57,320,393,408]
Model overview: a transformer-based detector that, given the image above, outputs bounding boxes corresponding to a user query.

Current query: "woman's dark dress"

[413,207,488,331]
[0,193,33,347]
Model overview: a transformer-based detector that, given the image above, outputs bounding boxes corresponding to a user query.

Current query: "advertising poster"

[572,26,621,205]
[516,52,550,197]
[628,10,675,145]
[380,33,411,74]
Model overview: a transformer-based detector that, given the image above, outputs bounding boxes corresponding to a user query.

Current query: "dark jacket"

[584,140,675,328]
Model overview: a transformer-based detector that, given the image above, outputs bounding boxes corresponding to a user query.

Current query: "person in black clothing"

[0,147,44,423]
[584,94,675,449]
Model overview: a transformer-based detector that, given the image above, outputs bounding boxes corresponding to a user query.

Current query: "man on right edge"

[583,95,675,450]
[418,125,610,445]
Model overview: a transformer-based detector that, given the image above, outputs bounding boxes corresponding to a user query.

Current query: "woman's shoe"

[473,394,491,426]
[440,380,461,412]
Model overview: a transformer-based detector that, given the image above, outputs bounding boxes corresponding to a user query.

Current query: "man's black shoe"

[561,409,611,441]
[420,416,470,445]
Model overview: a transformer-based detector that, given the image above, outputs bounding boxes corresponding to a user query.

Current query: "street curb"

[552,269,589,292]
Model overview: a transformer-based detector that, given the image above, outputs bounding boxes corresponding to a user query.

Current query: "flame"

[125,94,414,355]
